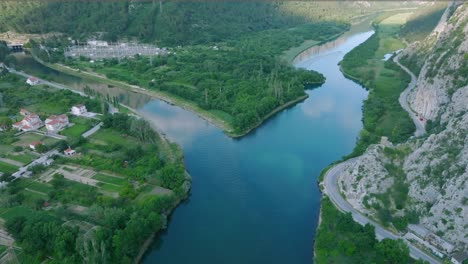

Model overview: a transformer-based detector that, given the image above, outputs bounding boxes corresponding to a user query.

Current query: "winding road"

[323,158,440,263]
[322,42,441,264]
[394,55,426,136]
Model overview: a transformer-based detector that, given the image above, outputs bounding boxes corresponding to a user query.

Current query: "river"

[13,24,373,264]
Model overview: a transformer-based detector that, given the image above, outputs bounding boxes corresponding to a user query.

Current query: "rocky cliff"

[339,3,467,251]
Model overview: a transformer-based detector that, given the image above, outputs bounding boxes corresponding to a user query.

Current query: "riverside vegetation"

[315,199,426,264]
[0,1,425,136]
[340,12,416,156]
[334,2,468,253]
[317,3,468,262]
[0,72,189,263]
[315,8,453,263]
[0,1,442,262]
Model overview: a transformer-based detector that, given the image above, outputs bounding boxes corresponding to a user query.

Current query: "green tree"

[375,239,410,264]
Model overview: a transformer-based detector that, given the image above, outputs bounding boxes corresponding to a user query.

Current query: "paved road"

[393,55,426,136]
[12,149,58,179]
[82,122,103,138]
[323,159,441,264]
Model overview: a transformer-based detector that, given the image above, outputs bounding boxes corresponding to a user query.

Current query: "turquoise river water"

[13,23,373,264]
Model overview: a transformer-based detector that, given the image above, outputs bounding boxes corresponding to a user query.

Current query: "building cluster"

[405,224,467,263]
[64,41,168,60]
[45,114,69,132]
[12,110,42,131]
[10,104,88,133]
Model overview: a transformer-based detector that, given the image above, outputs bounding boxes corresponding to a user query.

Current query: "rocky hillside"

[338,2,467,251]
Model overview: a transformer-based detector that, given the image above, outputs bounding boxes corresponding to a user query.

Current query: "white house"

[29,141,42,150]
[45,114,69,133]
[26,77,40,86]
[64,147,76,156]
[71,104,87,116]
[12,113,43,131]
[43,159,54,166]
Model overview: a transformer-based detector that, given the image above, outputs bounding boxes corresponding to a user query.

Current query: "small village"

[0,72,183,262]
[3,102,100,181]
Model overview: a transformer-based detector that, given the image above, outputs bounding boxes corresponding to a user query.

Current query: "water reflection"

[9,24,374,263]
[139,100,214,146]
[13,54,153,109]
[140,27,373,264]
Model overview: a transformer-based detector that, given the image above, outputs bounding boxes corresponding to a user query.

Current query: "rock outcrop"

[340,3,468,251]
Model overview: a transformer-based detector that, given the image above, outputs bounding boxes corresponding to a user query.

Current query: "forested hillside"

[400,2,447,43]
[0,1,421,45]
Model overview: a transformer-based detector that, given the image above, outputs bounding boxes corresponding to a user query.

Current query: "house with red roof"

[63,147,76,156]
[26,77,40,86]
[45,114,69,133]
[12,113,43,131]
[29,141,42,150]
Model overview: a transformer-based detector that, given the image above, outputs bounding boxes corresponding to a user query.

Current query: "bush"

[13,146,23,152]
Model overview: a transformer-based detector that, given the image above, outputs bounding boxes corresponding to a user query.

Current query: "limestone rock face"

[407,3,468,120]
[339,144,393,213]
[340,3,468,251]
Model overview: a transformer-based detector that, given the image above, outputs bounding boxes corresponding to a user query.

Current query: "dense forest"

[399,2,447,43]
[0,1,421,45]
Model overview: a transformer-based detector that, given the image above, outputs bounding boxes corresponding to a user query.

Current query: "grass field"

[0,144,14,155]
[13,133,58,147]
[97,182,122,193]
[26,181,54,194]
[89,128,134,147]
[27,102,66,116]
[0,161,18,174]
[0,206,36,221]
[5,153,37,165]
[61,123,91,138]
[93,173,126,185]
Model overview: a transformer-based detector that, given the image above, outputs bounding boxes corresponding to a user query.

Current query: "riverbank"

[28,29,341,139]
[135,173,191,264]
[283,31,345,63]
[338,13,414,156]
[312,10,439,264]
[30,54,235,135]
